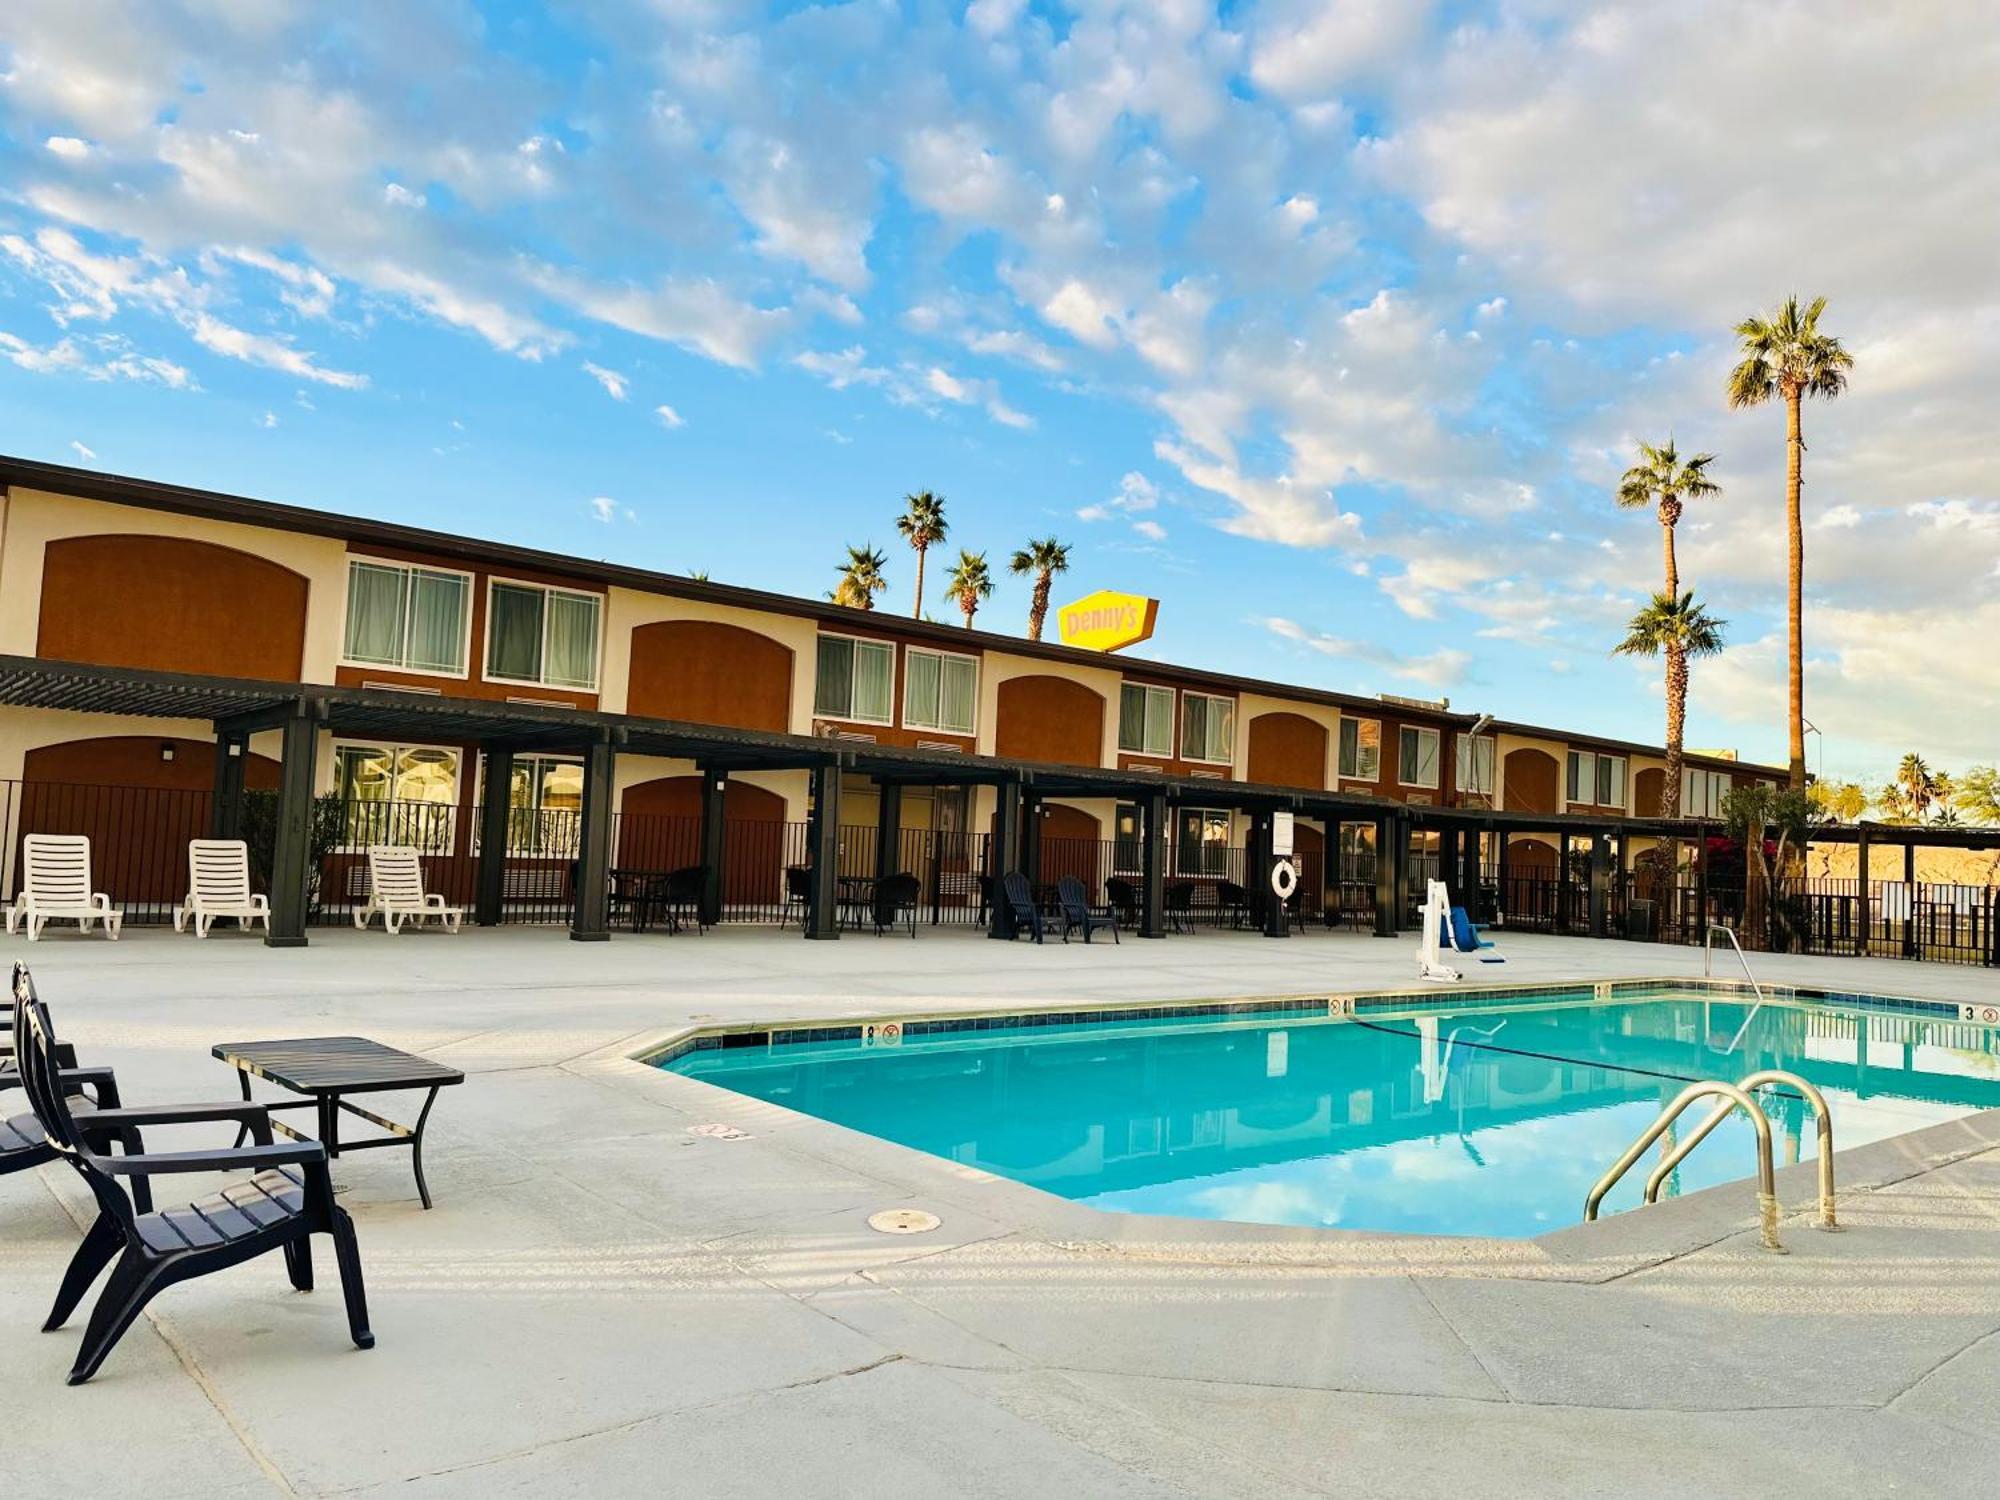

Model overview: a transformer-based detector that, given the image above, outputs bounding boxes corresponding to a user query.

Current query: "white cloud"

[260,410,278,428]
[583,362,629,401]
[540,270,791,370]
[44,136,92,160]
[589,496,618,523]
[186,312,367,388]
[0,329,193,388]
[1263,616,1470,690]
[382,182,427,209]
[655,404,685,429]
[1250,0,1436,102]
[69,440,96,461]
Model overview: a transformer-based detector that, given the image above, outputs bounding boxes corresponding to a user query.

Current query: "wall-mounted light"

[159,742,176,763]
[227,741,243,758]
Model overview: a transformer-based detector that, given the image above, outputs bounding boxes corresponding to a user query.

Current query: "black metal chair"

[1162,881,1194,934]
[975,873,996,926]
[11,964,374,1386]
[660,865,710,934]
[1056,877,1119,944]
[1000,871,1044,943]
[1217,880,1251,928]
[870,872,921,938]
[3,1012,146,1210]
[1104,877,1140,929]
[784,866,812,927]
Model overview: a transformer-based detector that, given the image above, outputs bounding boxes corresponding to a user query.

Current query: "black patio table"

[211,1036,464,1210]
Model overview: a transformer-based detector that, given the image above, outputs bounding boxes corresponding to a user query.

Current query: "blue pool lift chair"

[1446,906,1505,963]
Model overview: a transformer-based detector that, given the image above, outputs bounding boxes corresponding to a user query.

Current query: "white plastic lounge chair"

[174,839,270,938]
[354,846,463,934]
[5,835,120,942]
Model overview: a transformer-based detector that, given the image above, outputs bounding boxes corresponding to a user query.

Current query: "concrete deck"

[4,922,1999,1497]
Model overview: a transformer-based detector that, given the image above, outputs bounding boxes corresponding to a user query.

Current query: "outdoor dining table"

[211,1036,465,1210]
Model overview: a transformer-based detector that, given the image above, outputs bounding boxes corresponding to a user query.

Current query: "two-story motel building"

[0,454,1780,944]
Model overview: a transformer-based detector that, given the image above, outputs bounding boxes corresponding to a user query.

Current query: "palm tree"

[828,544,888,610]
[943,548,993,629]
[895,491,948,617]
[1895,753,1939,821]
[1615,438,1720,599]
[1008,536,1070,641]
[1613,590,1728,827]
[1726,295,1854,789]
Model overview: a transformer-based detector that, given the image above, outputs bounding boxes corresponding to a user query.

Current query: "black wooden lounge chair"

[1216,880,1251,929]
[1056,876,1119,944]
[3,1010,147,1212]
[11,965,373,1385]
[871,872,921,938]
[1104,877,1139,929]
[1000,871,1044,943]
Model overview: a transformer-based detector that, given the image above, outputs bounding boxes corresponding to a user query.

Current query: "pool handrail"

[1583,1078,1784,1251]
[1643,1069,1837,1229]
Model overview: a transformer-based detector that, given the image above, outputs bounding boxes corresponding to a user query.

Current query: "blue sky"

[3,1,1995,782]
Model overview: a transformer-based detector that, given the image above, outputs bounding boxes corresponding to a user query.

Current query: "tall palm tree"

[1726,295,1854,789]
[1895,752,1938,821]
[1613,591,1728,827]
[1615,438,1720,599]
[895,491,948,618]
[943,548,993,629]
[828,544,888,611]
[1008,536,1070,641]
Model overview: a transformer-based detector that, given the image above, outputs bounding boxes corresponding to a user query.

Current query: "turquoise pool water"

[664,991,2000,1237]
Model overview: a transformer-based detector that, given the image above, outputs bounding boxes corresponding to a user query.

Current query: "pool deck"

[6,923,2000,1496]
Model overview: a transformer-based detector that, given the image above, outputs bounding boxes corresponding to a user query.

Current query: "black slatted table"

[211,1037,464,1209]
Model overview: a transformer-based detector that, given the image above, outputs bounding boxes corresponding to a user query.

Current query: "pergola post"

[264,698,323,948]
[1020,789,1043,891]
[209,727,248,841]
[1138,790,1167,939]
[569,735,616,942]
[989,778,1022,938]
[1373,811,1400,937]
[1903,839,1918,958]
[698,765,729,927]
[873,781,902,884]
[1588,831,1611,939]
[804,761,842,940]
[475,745,515,927]
[1496,829,1513,925]
[1557,832,1575,934]
[1257,809,1290,939]
[1856,828,1871,957]
[1437,825,1461,902]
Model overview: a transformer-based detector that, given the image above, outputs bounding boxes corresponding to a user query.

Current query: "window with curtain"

[342,559,470,673]
[333,743,460,850]
[1567,750,1597,805]
[813,634,894,724]
[904,648,977,734]
[494,753,583,855]
[1398,726,1440,788]
[485,582,602,690]
[1339,718,1381,780]
[1176,807,1231,876]
[1456,734,1496,797]
[1118,682,1174,756]
[1113,801,1142,872]
[1596,754,1627,808]
[1181,692,1235,764]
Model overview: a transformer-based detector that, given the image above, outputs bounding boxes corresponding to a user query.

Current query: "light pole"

[1801,719,1823,784]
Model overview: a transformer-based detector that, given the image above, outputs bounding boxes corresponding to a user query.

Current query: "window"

[495,754,582,856]
[342,559,471,675]
[1118,682,1175,757]
[1337,821,1377,884]
[333,743,460,850]
[1456,733,1496,798]
[1566,751,1595,805]
[1113,801,1142,873]
[1338,718,1381,781]
[1567,750,1628,807]
[813,633,894,724]
[1176,807,1231,876]
[903,648,978,735]
[1684,767,1731,819]
[1180,692,1236,765]
[485,581,602,690]
[1398,726,1441,788]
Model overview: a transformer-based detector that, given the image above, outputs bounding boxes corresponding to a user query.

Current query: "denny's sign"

[1057,591,1159,653]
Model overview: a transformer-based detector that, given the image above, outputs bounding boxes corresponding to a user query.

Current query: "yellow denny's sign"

[1057,591,1159,652]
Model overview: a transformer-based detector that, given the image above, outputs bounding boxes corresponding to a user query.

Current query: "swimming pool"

[660,985,2000,1238]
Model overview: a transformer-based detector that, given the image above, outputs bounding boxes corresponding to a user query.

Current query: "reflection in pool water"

[667,993,2000,1237]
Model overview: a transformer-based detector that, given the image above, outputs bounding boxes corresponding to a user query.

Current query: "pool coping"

[589,975,2000,1283]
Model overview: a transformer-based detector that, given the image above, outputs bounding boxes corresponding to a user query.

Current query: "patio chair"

[1056,876,1119,945]
[11,965,373,1385]
[784,866,812,927]
[5,835,120,942]
[1162,881,1194,934]
[660,865,710,934]
[975,873,996,925]
[1216,880,1251,929]
[1104,877,1140,929]
[354,846,463,934]
[1000,871,1044,943]
[174,839,270,938]
[4,975,149,1211]
[871,872,921,938]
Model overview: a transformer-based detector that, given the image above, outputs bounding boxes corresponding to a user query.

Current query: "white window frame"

[482,576,605,692]
[900,645,979,736]
[1175,806,1233,877]
[474,751,584,857]
[330,740,462,853]
[1179,691,1236,767]
[1397,725,1441,789]
[1684,766,1731,820]
[1596,754,1628,810]
[1118,682,1176,758]
[1339,717,1382,781]
[339,556,474,679]
[1566,750,1596,806]
[1455,733,1496,798]
[812,630,896,727]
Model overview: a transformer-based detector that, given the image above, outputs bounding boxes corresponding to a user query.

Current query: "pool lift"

[1418,879,1505,982]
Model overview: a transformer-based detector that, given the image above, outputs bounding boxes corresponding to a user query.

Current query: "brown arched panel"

[1501,748,1559,814]
[995,676,1104,767]
[1245,712,1327,790]
[1039,803,1102,895]
[37,534,309,681]
[616,775,788,906]
[17,737,281,905]
[627,620,793,733]
[1633,767,1665,818]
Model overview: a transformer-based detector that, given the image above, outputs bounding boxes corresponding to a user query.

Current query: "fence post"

[989,778,1022,939]
[265,698,323,948]
[1139,790,1167,939]
[1496,829,1512,925]
[475,745,514,927]
[568,735,616,942]
[1373,811,1400,937]
[698,765,728,927]
[1856,830,1871,957]
[804,760,842,940]
[1903,842,1918,958]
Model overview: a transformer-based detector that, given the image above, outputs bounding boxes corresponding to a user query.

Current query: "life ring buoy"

[1269,859,1299,900]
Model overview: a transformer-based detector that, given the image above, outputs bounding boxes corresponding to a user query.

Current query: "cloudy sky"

[2,0,1994,781]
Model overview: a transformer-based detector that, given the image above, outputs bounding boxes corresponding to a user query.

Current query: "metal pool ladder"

[1704,923,1768,1052]
[1583,1070,1839,1252]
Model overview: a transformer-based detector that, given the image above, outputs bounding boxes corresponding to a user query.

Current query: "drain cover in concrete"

[868,1208,941,1235]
